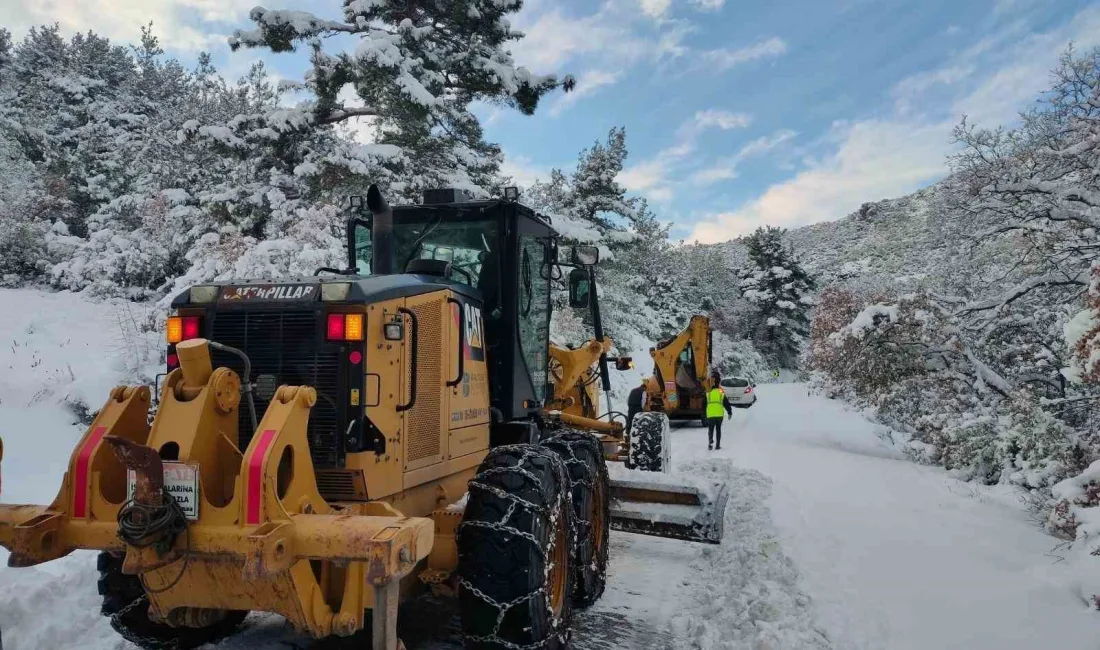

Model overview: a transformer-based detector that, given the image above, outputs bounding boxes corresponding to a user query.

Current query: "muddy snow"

[2,289,1100,649]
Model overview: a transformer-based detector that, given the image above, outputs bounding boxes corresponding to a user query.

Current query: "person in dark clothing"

[625,381,646,439]
[705,372,733,450]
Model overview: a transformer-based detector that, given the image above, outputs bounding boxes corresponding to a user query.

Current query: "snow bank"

[668,459,831,650]
[0,288,163,649]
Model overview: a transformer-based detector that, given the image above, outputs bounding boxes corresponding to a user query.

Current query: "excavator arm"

[648,315,713,410]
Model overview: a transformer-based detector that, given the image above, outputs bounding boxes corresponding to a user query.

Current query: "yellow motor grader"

[546,264,728,545]
[0,186,725,650]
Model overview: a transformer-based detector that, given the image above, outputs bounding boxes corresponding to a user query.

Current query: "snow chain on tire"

[456,444,576,649]
[97,552,246,650]
[628,412,672,472]
[543,430,610,608]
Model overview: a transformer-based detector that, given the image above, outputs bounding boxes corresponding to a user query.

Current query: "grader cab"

[0,186,726,650]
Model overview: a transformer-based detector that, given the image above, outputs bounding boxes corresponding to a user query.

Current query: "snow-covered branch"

[317,106,380,124]
[954,272,1089,316]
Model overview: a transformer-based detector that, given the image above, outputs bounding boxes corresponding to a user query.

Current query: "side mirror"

[571,245,599,266]
[613,356,634,371]
[568,268,591,308]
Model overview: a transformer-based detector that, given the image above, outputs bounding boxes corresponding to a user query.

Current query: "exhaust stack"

[367,184,395,275]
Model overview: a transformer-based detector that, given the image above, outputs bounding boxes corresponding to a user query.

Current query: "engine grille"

[408,299,444,462]
[210,310,344,469]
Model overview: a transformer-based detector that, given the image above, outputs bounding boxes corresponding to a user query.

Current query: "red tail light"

[326,313,346,341]
[182,316,201,340]
[744,387,753,394]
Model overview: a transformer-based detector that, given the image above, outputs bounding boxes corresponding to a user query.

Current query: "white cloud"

[639,0,672,19]
[689,120,949,242]
[621,109,755,202]
[548,69,621,116]
[953,6,1100,126]
[654,20,695,60]
[692,0,727,11]
[618,158,671,199]
[501,154,551,189]
[892,65,974,113]
[893,65,974,99]
[703,37,788,70]
[509,6,648,72]
[0,0,255,51]
[689,167,739,185]
[689,129,796,186]
[691,109,753,131]
[686,4,1100,244]
[945,24,962,35]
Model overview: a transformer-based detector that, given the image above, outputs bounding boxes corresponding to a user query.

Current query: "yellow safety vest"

[706,388,725,419]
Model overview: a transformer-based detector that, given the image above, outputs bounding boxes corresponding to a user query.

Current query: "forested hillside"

[707,48,1100,560]
[0,17,776,386]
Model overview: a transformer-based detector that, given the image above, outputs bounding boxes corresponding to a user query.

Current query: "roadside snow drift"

[0,289,161,650]
[669,459,831,650]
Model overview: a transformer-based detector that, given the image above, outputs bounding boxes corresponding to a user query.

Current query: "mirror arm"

[589,267,612,393]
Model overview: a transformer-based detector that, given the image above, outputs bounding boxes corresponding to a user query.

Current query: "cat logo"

[464,303,486,362]
[452,300,486,362]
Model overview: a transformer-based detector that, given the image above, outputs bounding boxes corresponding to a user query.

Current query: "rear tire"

[629,412,671,472]
[543,430,610,608]
[97,552,246,650]
[457,444,576,649]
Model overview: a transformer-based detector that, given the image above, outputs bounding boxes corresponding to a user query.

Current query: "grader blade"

[608,478,729,545]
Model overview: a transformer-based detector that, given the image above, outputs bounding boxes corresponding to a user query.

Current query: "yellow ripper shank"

[0,339,432,641]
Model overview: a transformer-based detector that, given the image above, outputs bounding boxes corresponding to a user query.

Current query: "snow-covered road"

[2,290,1100,649]
[679,383,1100,650]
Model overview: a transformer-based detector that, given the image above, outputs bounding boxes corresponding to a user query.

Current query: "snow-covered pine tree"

[526,127,638,245]
[524,128,660,349]
[227,0,574,201]
[738,225,815,368]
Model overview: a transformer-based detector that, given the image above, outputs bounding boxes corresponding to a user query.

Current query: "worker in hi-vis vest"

[705,372,734,450]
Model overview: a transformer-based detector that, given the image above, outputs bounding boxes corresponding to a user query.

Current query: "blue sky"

[3,0,1099,242]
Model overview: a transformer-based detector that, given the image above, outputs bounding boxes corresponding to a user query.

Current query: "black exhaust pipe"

[367,184,395,275]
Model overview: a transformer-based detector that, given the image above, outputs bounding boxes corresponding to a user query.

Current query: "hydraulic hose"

[207,340,258,433]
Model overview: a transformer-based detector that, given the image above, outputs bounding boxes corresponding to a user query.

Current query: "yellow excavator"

[0,186,725,650]
[643,314,715,425]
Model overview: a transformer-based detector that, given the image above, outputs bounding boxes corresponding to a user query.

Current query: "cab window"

[352,217,498,290]
[518,235,551,400]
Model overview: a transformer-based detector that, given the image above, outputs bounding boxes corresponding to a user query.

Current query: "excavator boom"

[646,314,714,417]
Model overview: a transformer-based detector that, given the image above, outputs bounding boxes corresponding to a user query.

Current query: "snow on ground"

[0,288,162,650]
[3,288,1100,649]
[667,458,831,650]
[674,384,1100,650]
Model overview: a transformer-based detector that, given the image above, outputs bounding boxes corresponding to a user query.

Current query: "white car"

[720,376,758,408]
